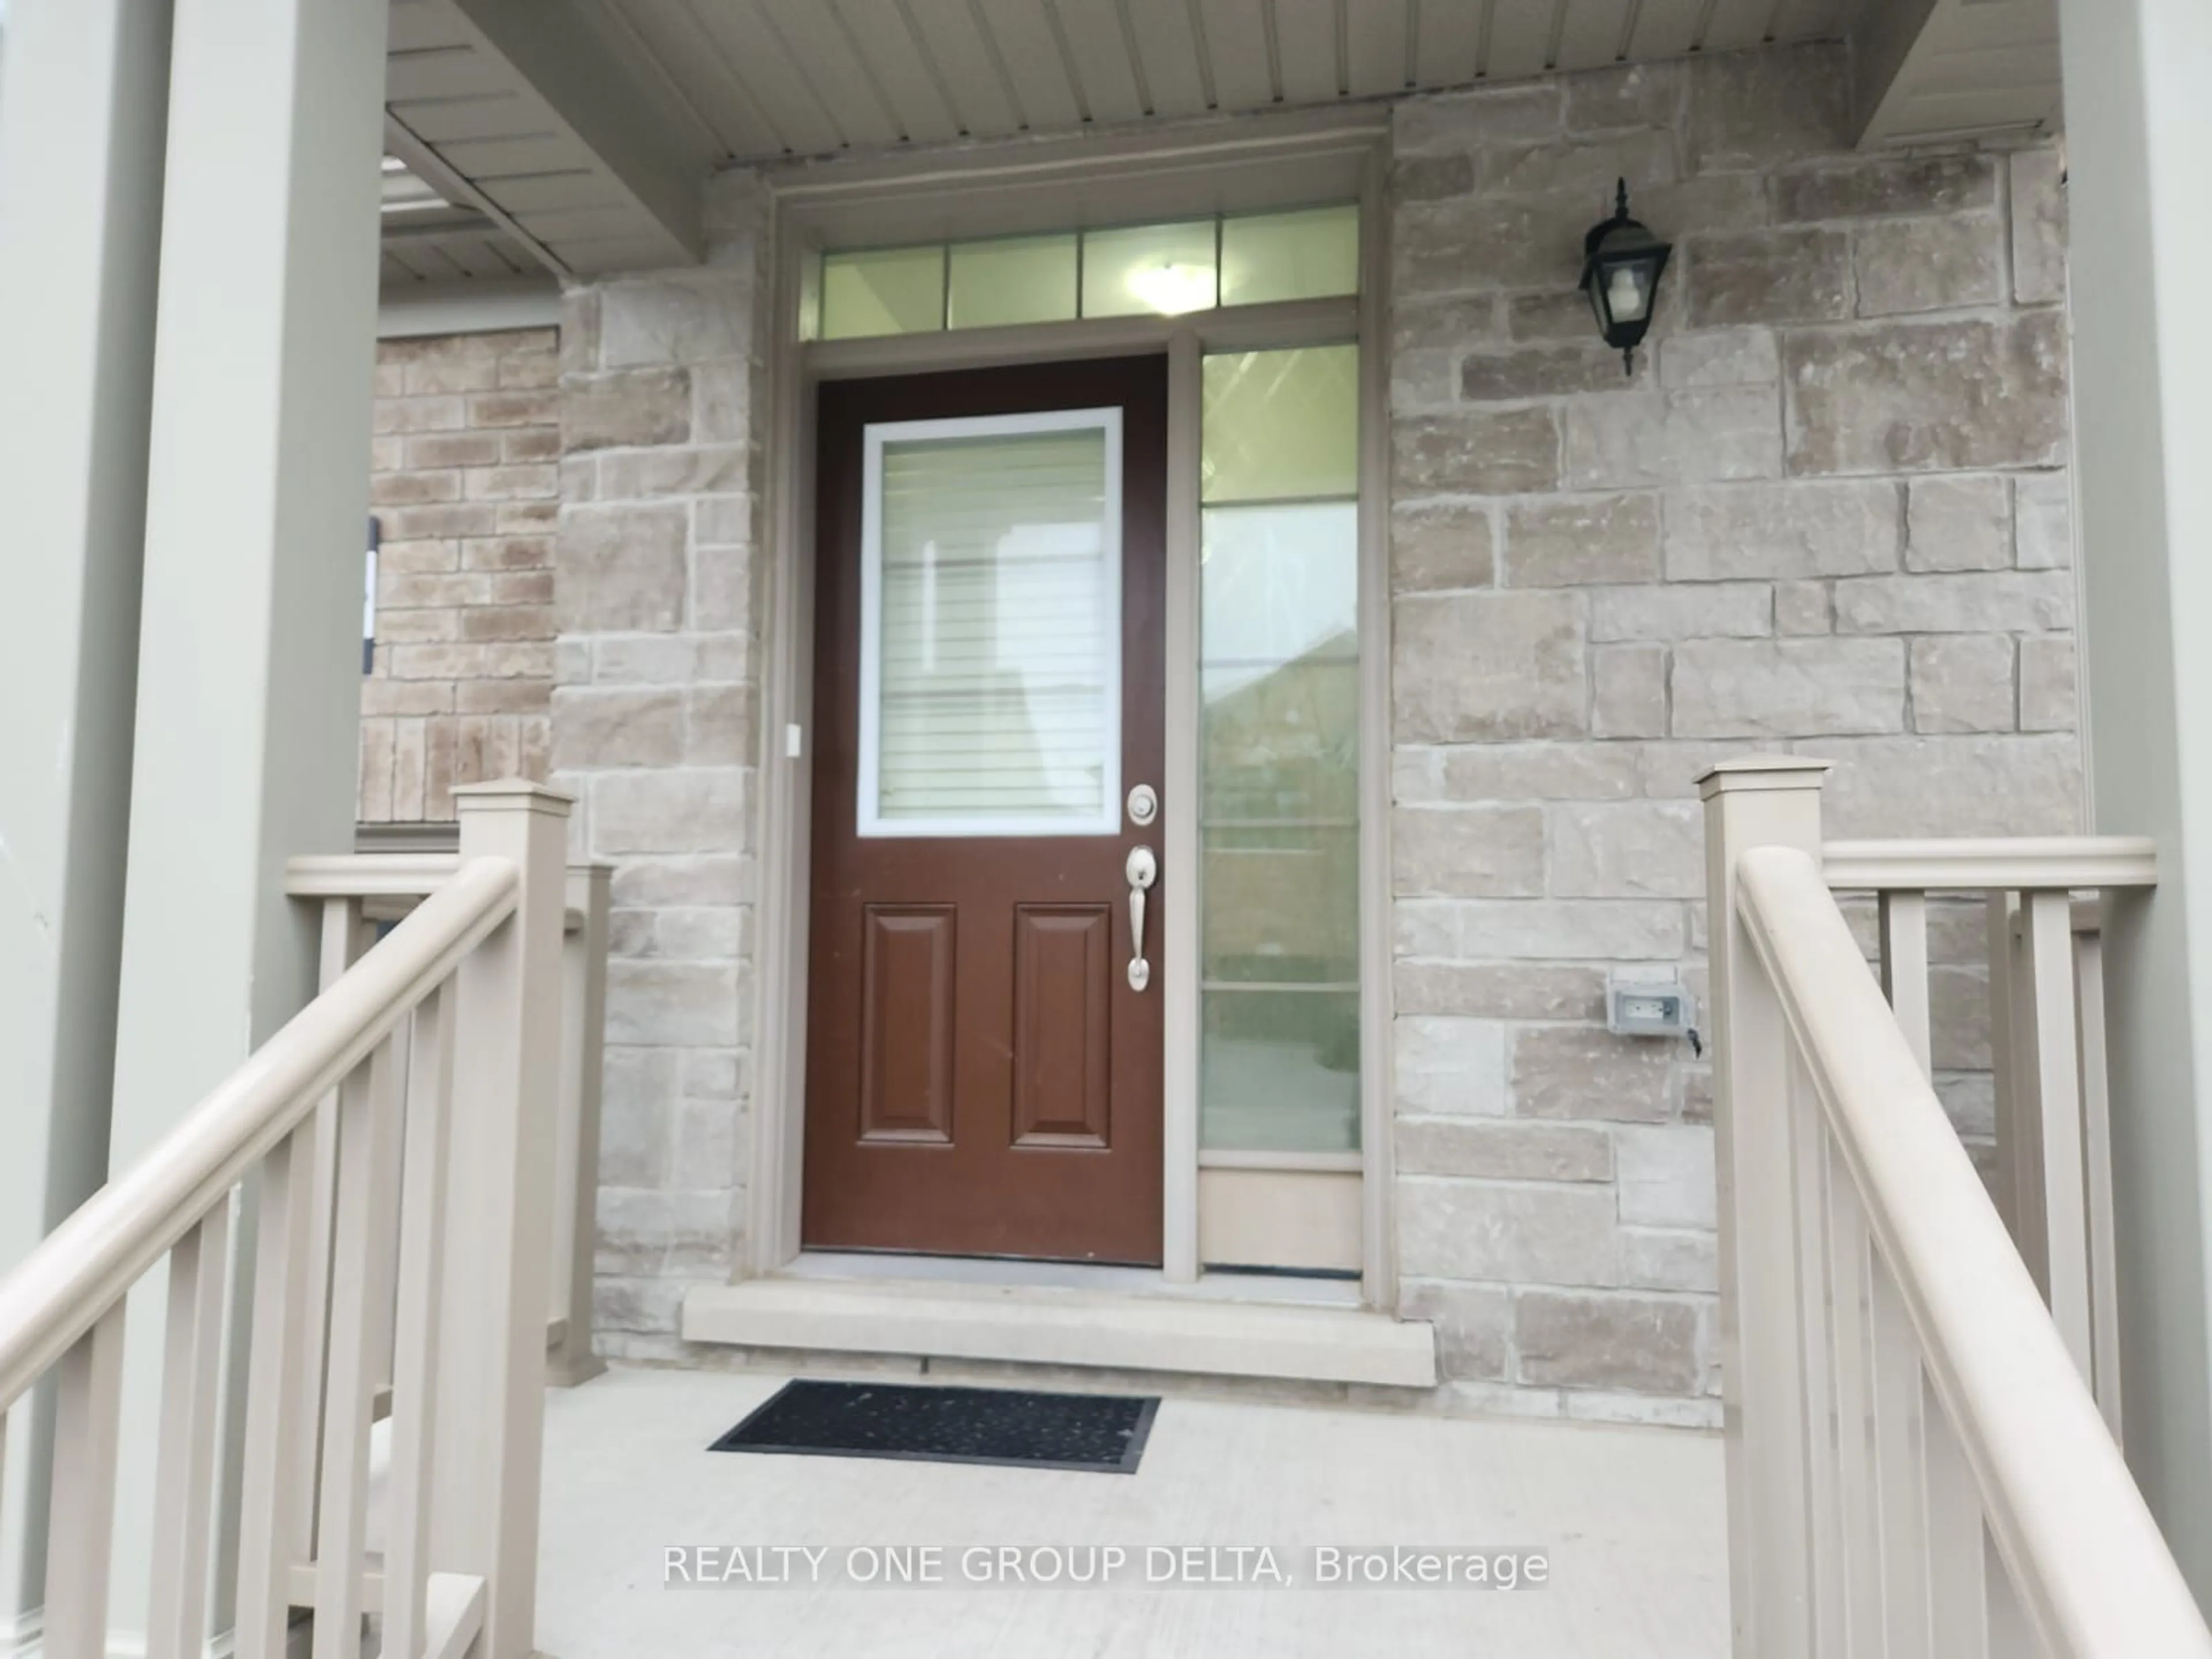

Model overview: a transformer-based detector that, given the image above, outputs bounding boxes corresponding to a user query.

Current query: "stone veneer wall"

[1386,43,2078,1424]
[361,328,561,821]
[546,44,2085,1416]
[552,177,771,1356]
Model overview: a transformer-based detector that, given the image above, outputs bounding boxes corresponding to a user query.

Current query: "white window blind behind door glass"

[859,410,1123,836]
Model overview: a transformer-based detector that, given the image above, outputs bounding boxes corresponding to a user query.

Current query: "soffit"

[383,0,2071,291]
[1853,0,2061,147]
[593,0,1859,161]
[380,0,1869,289]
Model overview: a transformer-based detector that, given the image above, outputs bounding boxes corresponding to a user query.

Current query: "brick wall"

[1387,43,2077,1425]
[361,327,561,822]
[551,176,770,1355]
[539,44,2084,1410]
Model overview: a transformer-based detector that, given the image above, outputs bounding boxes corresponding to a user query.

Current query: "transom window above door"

[810,203,1358,341]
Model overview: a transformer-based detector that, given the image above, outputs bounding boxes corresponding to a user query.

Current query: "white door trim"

[741,113,1395,1312]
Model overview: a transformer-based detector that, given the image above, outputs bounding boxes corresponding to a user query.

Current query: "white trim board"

[377,278,560,339]
[682,1278,1435,1388]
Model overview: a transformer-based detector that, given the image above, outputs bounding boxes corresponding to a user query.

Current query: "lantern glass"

[1586,252,1661,335]
[1606,261,1652,324]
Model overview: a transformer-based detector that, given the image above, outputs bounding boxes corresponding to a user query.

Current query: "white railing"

[1703,758,2208,1658]
[285,850,612,1387]
[1822,840,2156,1442]
[0,780,571,1659]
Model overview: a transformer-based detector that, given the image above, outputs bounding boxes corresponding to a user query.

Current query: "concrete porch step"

[539,1367,1729,1659]
[681,1275,1438,1388]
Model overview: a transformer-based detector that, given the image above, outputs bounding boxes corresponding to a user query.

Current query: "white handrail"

[1738,844,2210,1656]
[1821,836,2158,891]
[0,857,518,1411]
[1823,834,2146,1435]
[283,849,612,1387]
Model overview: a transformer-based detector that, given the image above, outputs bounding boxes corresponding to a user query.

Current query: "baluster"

[386,988,457,1659]
[291,896,365,1570]
[1790,1053,1844,1655]
[2020,891,2092,1378]
[314,1035,406,1659]
[147,1207,233,1659]
[235,1118,325,1659]
[549,865,611,1387]
[1823,1137,1882,1653]
[1922,1381,1988,1655]
[1,1392,18,1620]
[1987,891,2040,1268]
[42,1306,126,1659]
[2072,907,2123,1441]
[371,1023,414,1424]
[1878,890,1933,1079]
[1984,1533,2036,1657]
[1867,1256,1929,1659]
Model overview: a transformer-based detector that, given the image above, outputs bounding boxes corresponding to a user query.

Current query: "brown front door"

[803,355,1167,1264]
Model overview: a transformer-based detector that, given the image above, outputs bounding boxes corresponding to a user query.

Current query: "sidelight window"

[1196,344,1362,1155]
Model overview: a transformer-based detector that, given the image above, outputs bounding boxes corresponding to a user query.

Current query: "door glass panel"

[1202,676,1358,823]
[861,411,1122,837]
[949,234,1079,329]
[1202,501,1358,665]
[821,245,945,339]
[1202,826,1359,983]
[1199,502,1358,822]
[1219,204,1361,306]
[1201,990,1362,1153]
[1081,219,1218,318]
[1202,345,1359,503]
[1199,346,1361,1153]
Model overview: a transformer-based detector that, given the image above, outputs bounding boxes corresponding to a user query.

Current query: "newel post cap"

[1696,755,1832,801]
[450,778,576,817]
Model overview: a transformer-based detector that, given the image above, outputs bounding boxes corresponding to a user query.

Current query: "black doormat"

[709,1380,1160,1474]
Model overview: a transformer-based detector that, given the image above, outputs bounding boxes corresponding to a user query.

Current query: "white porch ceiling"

[1852,0,2061,147]
[380,0,2062,291]
[596,0,1858,160]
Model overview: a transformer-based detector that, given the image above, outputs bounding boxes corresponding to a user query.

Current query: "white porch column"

[0,1,173,1641]
[97,0,389,1635]
[2057,0,2212,1590]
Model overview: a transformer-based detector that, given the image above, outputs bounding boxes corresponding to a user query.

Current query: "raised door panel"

[1012,906,1113,1147]
[859,906,956,1143]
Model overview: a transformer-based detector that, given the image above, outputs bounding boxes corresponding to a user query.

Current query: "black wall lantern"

[1581,179,1672,375]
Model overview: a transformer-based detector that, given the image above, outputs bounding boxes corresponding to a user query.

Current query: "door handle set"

[1124,845,1157,991]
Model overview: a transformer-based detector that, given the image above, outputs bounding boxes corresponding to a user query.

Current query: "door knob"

[1125,845,1157,991]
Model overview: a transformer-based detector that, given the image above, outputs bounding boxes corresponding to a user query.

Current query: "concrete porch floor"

[536,1367,1729,1658]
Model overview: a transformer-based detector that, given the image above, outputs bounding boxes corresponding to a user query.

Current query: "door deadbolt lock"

[1127,784,1158,827]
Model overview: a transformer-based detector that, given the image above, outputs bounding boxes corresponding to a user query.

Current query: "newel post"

[440,781,572,1659]
[1699,756,1829,1659]
[548,862,612,1388]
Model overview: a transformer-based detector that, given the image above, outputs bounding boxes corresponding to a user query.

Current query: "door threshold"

[681,1270,1434,1389]
[777,1249,1363,1305]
